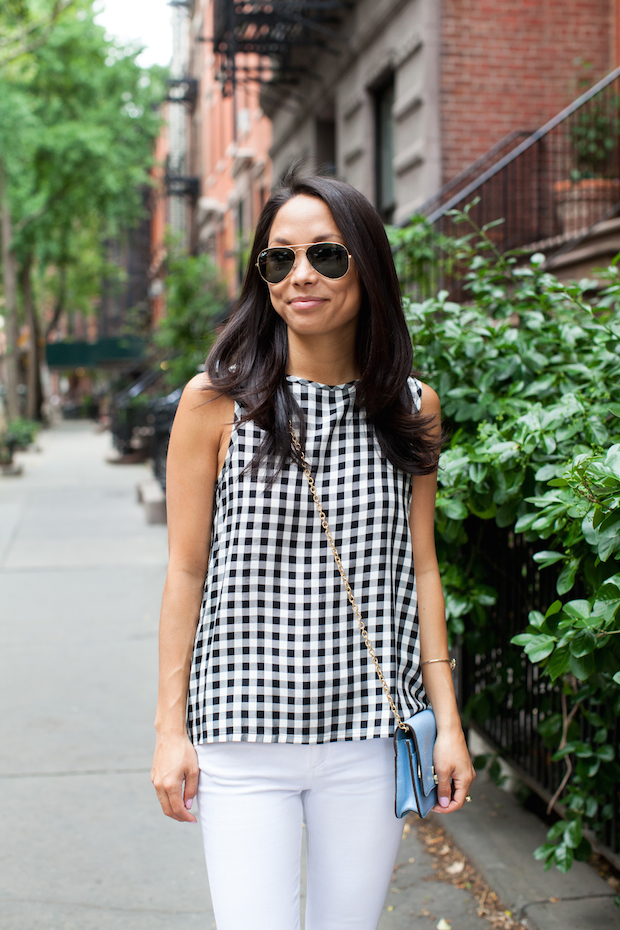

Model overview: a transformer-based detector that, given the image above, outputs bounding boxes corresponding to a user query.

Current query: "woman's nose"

[290,249,317,282]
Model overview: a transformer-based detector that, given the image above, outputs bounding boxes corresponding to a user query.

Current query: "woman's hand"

[151,733,200,823]
[431,727,476,814]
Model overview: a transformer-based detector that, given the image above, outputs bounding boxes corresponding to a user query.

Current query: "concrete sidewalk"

[0,423,211,929]
[0,422,617,930]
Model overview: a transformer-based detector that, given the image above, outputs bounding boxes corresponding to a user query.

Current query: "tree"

[0,0,166,418]
[153,247,229,388]
[0,0,79,70]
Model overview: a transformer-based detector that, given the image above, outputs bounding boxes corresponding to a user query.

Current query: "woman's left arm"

[409,382,475,813]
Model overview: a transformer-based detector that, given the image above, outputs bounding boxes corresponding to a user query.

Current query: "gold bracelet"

[421,658,457,670]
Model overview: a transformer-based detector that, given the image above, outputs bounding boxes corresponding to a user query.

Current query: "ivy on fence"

[390,211,620,876]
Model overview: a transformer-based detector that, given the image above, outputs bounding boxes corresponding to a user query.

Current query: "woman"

[152,171,475,930]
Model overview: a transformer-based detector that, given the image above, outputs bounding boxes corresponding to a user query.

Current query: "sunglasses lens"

[307,243,349,279]
[258,248,295,283]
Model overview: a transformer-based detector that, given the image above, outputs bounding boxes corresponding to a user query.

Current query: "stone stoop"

[137,479,167,525]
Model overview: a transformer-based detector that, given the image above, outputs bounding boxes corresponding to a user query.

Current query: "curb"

[439,773,618,930]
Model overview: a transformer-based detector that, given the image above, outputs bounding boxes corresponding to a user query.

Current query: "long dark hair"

[206,170,440,475]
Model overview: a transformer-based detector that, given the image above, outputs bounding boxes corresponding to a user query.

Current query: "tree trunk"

[46,260,67,339]
[0,156,20,421]
[21,257,43,421]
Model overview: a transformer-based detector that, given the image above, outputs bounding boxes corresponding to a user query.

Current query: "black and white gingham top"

[187,375,427,745]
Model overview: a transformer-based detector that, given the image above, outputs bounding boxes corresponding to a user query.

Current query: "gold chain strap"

[290,423,408,731]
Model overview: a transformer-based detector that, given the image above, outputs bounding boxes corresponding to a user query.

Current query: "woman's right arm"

[151,375,233,823]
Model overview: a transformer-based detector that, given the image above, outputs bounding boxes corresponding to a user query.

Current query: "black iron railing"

[166,78,198,107]
[417,130,532,219]
[415,66,620,277]
[460,520,620,864]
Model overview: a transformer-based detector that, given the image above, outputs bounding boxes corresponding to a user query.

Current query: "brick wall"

[441,0,614,183]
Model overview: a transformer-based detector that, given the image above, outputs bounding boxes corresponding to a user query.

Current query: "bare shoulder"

[172,374,234,446]
[166,375,234,569]
[417,381,441,417]
[178,372,232,414]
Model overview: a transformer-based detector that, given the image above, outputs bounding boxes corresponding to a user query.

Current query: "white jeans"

[195,738,404,930]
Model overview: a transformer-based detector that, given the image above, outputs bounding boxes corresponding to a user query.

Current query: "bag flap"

[401,708,436,798]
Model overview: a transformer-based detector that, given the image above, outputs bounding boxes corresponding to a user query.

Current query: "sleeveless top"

[187,376,427,745]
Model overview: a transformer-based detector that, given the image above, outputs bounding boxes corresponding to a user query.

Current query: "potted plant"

[554,97,620,235]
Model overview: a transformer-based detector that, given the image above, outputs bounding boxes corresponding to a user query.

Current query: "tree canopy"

[0,0,166,418]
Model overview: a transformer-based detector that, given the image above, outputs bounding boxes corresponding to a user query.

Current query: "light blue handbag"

[292,423,439,820]
[394,708,438,818]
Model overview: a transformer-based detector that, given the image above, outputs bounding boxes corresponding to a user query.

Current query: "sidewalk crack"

[517,891,617,919]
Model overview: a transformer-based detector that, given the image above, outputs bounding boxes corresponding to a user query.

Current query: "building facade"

[151,0,620,304]
[240,0,619,226]
[151,0,273,304]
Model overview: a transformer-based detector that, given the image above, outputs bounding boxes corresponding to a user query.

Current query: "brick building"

[150,0,273,304]
[225,0,619,225]
[152,0,620,301]
[440,0,615,183]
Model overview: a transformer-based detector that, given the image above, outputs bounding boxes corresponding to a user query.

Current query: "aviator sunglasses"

[256,241,352,284]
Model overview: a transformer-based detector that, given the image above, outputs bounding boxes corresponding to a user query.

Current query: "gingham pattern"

[187,376,427,745]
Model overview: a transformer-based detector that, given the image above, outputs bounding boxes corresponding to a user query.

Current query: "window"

[374,76,395,223]
[237,199,245,286]
[316,117,336,176]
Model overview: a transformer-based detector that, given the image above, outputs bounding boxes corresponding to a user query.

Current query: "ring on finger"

[465,795,472,802]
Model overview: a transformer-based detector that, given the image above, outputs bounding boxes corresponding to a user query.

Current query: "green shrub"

[154,246,229,387]
[393,211,620,872]
[5,417,40,450]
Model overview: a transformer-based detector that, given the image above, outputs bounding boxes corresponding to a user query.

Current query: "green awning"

[46,337,145,369]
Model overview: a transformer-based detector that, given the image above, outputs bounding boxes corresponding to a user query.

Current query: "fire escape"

[165,77,200,200]
[211,0,352,105]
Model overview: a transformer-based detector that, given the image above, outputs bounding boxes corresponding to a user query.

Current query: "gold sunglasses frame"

[256,241,352,284]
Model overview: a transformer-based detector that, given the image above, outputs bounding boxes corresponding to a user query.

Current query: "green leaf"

[569,652,596,681]
[613,671,620,685]
[524,634,556,663]
[545,600,563,619]
[597,534,620,562]
[533,843,557,861]
[564,818,582,849]
[596,744,615,762]
[437,497,469,521]
[557,560,579,596]
[553,741,592,760]
[535,464,558,481]
[533,550,567,568]
[515,512,538,533]
[548,646,571,681]
[569,630,597,657]
[585,797,598,818]
[547,820,566,842]
[527,610,546,629]
[563,600,591,620]
[574,836,593,862]
[554,843,574,872]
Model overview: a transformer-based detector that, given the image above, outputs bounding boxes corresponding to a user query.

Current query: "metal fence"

[410,65,620,296]
[460,519,620,864]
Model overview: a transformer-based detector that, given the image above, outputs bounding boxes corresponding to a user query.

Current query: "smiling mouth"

[289,296,326,306]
